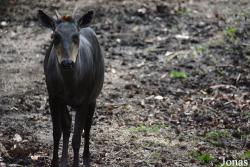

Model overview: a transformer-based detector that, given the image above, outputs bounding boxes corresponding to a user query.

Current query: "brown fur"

[61,15,73,22]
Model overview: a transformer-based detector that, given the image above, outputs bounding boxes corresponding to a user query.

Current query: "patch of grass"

[169,70,187,79]
[206,130,229,139]
[129,124,166,134]
[195,45,208,56]
[175,7,191,16]
[190,151,213,164]
[150,151,161,160]
[241,150,250,159]
[224,27,237,40]
[205,130,229,146]
[215,69,226,76]
[245,112,250,119]
[197,154,213,164]
[207,38,225,47]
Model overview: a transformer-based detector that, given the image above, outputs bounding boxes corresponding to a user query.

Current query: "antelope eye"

[72,33,79,44]
[53,33,61,45]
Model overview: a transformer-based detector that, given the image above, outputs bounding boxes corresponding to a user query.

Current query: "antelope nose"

[61,59,74,69]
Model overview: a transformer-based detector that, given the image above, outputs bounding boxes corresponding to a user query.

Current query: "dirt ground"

[1,0,250,166]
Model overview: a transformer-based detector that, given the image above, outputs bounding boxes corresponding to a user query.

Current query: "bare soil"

[1,0,250,166]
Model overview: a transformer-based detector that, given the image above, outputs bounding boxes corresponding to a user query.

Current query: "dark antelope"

[37,10,104,167]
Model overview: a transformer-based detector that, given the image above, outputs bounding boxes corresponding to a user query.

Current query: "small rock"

[31,155,39,160]
[160,73,167,79]
[137,8,147,16]
[136,61,145,68]
[132,25,139,32]
[140,100,145,108]
[13,134,22,142]
[175,34,190,40]
[10,31,16,37]
[154,95,164,100]
[111,68,116,74]
[0,161,6,167]
[116,38,121,43]
[198,21,206,27]
[1,21,7,26]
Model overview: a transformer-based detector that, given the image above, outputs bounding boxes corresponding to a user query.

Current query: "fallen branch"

[210,84,237,90]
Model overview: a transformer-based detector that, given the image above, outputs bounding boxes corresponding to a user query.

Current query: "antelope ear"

[37,10,56,30]
[77,10,94,28]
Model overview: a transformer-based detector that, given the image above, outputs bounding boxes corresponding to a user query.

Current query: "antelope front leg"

[83,101,96,166]
[49,98,63,167]
[72,105,87,167]
[60,107,72,167]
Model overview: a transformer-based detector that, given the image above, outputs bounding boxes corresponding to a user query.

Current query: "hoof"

[72,163,79,167]
[83,160,90,167]
[72,157,79,167]
[83,153,91,167]
[59,161,69,167]
[51,159,59,167]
